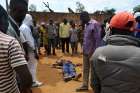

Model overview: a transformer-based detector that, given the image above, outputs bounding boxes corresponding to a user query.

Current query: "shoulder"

[19,24,30,32]
[19,24,29,30]
[60,23,63,26]
[90,46,105,61]
[0,32,16,41]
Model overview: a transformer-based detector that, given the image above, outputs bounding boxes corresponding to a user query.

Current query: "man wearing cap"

[90,12,140,93]
[76,11,101,91]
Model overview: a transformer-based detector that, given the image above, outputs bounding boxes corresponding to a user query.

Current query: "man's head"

[9,0,28,26]
[0,5,8,33]
[63,18,68,25]
[80,11,90,25]
[49,20,53,25]
[109,11,136,35]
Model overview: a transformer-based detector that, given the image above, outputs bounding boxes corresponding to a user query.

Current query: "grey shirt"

[47,24,56,39]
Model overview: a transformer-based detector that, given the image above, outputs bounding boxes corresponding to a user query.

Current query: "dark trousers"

[48,39,56,55]
[55,36,61,48]
[61,38,69,53]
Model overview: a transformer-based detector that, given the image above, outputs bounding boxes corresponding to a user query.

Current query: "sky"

[0,0,140,13]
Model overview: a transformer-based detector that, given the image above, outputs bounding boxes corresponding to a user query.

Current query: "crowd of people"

[0,0,140,93]
[37,18,84,56]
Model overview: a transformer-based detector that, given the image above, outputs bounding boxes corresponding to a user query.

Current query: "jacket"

[91,35,140,93]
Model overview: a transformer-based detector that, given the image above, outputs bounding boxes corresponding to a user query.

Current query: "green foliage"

[76,2,85,13]
[29,4,37,12]
[105,8,116,14]
[133,5,140,13]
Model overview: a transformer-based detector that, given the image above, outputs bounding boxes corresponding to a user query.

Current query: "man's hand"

[34,50,39,60]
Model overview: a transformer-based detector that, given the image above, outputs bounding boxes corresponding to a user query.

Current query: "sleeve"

[94,23,102,48]
[8,39,27,68]
[20,31,27,43]
[59,24,62,37]
[83,25,94,55]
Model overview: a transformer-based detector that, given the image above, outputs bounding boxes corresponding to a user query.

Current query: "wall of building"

[29,12,112,24]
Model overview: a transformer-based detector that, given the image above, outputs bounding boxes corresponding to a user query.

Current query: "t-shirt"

[0,32,27,93]
[70,28,78,42]
[59,23,70,38]
[47,24,56,39]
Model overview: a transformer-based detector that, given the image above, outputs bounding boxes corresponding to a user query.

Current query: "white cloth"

[27,52,38,82]
[20,14,38,83]
[20,31,27,43]
[20,24,35,50]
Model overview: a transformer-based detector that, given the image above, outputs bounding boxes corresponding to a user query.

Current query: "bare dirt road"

[32,48,93,93]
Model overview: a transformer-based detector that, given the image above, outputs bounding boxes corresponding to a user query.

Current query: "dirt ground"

[32,47,93,93]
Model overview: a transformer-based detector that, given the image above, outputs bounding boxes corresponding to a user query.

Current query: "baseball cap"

[110,11,136,31]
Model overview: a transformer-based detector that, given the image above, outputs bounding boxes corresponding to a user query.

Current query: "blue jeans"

[63,61,76,77]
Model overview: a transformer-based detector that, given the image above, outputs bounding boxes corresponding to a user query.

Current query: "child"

[69,23,78,56]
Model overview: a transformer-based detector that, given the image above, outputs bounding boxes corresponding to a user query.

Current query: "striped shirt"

[0,32,27,93]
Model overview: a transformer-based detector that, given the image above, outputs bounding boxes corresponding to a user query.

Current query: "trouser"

[28,52,38,83]
[63,62,76,77]
[61,38,69,53]
[71,42,78,54]
[44,44,49,55]
[55,36,61,48]
[48,39,56,55]
[83,54,91,87]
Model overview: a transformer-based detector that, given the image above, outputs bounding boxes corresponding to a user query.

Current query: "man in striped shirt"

[0,5,32,93]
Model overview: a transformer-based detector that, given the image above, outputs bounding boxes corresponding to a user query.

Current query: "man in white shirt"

[20,14,43,87]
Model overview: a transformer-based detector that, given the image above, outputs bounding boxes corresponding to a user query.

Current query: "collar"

[107,35,140,47]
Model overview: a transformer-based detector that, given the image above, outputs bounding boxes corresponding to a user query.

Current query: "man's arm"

[59,24,62,37]
[8,39,32,89]
[22,42,29,61]
[94,23,102,48]
[14,65,32,89]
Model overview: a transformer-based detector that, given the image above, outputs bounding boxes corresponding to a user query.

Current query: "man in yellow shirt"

[59,19,71,53]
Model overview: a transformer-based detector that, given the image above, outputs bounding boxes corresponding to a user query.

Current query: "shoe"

[76,85,88,92]
[32,81,43,87]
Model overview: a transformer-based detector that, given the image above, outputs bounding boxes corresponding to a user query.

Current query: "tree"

[29,4,37,12]
[133,5,140,13]
[76,1,85,13]
[103,8,116,15]
[106,8,116,14]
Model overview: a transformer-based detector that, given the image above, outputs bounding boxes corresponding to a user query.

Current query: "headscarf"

[22,14,33,27]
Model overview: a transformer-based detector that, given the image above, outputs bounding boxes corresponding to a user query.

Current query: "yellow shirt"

[59,23,70,38]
